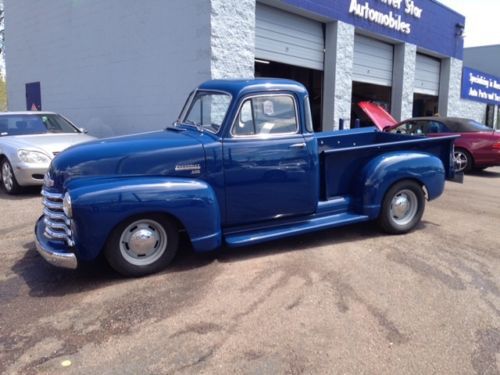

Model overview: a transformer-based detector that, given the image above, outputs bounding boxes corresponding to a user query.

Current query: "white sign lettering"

[468,72,500,90]
[348,0,424,35]
[462,67,500,105]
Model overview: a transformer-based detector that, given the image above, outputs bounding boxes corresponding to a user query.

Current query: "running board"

[225,212,370,248]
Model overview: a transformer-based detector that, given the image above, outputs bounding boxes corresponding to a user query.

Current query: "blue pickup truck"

[35,79,459,276]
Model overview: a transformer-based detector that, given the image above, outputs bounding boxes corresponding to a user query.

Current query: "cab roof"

[198,78,308,98]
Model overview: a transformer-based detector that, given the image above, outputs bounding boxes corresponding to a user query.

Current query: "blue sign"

[461,67,500,106]
[283,0,465,59]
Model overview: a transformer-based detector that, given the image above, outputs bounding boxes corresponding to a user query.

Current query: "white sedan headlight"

[63,192,73,218]
[17,149,51,164]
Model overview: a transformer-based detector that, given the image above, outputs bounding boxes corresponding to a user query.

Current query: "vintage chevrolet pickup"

[35,79,459,276]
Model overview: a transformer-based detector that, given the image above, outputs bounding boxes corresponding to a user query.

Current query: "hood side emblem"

[175,163,201,175]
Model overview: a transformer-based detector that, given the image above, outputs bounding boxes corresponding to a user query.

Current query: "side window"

[234,100,255,135]
[424,121,438,134]
[232,95,298,136]
[304,96,314,133]
[421,121,449,134]
[412,121,424,134]
[394,121,416,134]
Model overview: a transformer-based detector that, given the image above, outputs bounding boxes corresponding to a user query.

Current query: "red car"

[359,102,500,172]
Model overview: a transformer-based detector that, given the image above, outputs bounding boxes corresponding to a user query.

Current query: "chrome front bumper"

[35,217,78,269]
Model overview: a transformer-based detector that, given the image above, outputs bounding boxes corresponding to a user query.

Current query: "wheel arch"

[355,151,445,219]
[67,177,222,261]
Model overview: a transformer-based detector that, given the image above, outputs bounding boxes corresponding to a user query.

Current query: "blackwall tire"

[1,159,22,195]
[104,214,179,277]
[378,180,426,234]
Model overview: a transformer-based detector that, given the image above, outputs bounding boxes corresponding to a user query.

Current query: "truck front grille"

[41,189,75,247]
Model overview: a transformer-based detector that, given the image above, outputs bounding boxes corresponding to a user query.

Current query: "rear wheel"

[1,159,22,194]
[378,180,425,234]
[105,214,179,277]
[454,148,472,173]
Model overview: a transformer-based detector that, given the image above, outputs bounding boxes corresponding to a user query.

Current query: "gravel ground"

[0,168,499,374]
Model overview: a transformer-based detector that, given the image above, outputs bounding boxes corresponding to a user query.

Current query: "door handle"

[289,143,306,149]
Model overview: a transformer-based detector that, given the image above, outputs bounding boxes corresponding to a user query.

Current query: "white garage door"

[415,54,441,96]
[353,35,394,87]
[255,3,324,71]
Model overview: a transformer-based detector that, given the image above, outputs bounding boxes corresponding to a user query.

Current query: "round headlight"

[63,193,73,218]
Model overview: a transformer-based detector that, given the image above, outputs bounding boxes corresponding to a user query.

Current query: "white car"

[0,112,95,194]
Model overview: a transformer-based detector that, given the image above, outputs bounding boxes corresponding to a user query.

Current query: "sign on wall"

[461,67,500,106]
[283,0,465,59]
[348,0,423,35]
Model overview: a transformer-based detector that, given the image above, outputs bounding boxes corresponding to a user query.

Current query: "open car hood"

[358,101,398,131]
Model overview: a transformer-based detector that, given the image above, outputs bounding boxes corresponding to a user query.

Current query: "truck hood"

[358,102,398,131]
[49,129,206,189]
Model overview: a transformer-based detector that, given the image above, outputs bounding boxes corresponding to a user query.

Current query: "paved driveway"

[1,169,499,374]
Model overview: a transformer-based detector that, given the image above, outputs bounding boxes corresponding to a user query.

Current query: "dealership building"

[4,0,499,136]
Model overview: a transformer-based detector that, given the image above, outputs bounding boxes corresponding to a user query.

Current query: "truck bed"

[316,128,457,200]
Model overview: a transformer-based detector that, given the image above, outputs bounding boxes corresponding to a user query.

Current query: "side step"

[225,212,369,248]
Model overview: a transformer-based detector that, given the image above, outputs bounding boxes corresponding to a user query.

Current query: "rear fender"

[68,177,221,261]
[355,152,445,218]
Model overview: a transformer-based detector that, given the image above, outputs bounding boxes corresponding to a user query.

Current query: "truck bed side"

[316,128,457,201]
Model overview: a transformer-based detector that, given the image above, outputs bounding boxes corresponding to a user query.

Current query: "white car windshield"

[0,114,80,136]
[181,91,231,134]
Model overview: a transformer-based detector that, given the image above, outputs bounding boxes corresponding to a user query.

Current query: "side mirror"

[79,127,88,134]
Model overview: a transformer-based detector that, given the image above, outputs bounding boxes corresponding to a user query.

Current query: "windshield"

[0,114,80,136]
[181,91,231,133]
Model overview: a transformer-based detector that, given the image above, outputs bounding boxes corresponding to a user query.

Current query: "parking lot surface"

[1,168,499,374]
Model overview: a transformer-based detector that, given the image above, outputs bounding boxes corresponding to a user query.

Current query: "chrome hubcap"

[454,151,468,172]
[2,162,13,191]
[119,220,167,266]
[390,189,418,226]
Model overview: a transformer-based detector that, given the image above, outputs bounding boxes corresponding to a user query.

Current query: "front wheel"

[104,214,179,277]
[1,159,22,194]
[378,180,425,234]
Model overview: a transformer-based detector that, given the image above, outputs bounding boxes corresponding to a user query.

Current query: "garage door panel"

[256,4,324,71]
[255,30,323,57]
[255,38,324,70]
[354,59,394,71]
[256,20,322,46]
[415,54,440,95]
[353,35,393,87]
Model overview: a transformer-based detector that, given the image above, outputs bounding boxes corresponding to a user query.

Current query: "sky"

[437,0,500,47]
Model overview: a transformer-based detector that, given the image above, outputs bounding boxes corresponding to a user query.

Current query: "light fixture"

[455,23,465,37]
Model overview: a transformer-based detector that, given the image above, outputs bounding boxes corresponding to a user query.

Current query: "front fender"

[67,177,221,261]
[356,151,445,218]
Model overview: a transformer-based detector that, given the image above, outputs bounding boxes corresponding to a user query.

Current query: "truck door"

[223,94,317,226]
